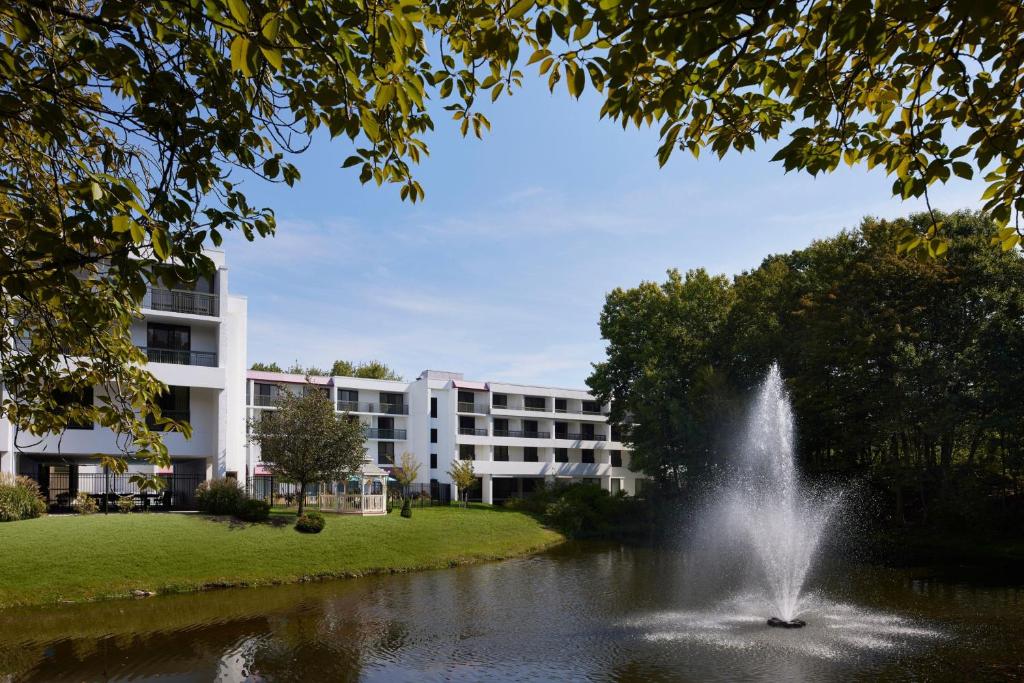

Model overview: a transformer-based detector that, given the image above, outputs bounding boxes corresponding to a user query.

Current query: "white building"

[0,250,248,508]
[246,369,645,503]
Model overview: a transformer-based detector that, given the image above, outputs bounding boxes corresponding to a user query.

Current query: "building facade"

[0,250,248,508]
[246,369,645,503]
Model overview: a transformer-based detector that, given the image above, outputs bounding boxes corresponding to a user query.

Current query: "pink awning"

[254,464,273,476]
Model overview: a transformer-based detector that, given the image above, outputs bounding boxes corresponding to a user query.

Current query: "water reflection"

[1,544,1022,681]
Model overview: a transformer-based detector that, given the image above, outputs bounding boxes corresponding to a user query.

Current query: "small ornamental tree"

[448,460,477,508]
[393,451,422,500]
[247,383,365,517]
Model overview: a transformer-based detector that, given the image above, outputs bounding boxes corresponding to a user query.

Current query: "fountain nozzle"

[767,617,806,629]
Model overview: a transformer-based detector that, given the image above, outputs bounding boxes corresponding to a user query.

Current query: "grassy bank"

[0,506,563,609]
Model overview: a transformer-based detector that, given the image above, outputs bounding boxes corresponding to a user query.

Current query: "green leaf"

[230,36,250,75]
[261,46,282,71]
[90,181,103,201]
[536,13,552,45]
[112,215,131,233]
[507,0,533,20]
[227,0,249,25]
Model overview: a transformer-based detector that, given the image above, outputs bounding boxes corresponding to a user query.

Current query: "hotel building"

[246,369,645,503]
[0,250,249,507]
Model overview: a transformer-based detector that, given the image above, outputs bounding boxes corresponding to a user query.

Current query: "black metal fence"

[32,471,204,512]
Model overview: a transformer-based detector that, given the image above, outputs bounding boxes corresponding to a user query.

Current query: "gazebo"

[324,459,388,515]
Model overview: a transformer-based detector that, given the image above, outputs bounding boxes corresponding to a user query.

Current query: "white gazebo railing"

[320,460,388,516]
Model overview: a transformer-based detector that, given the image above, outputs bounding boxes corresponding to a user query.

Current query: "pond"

[1,543,1022,681]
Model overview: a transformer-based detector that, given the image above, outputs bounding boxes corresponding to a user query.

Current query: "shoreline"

[0,506,565,610]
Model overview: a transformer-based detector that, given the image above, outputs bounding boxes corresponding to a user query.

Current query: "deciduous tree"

[247,385,366,516]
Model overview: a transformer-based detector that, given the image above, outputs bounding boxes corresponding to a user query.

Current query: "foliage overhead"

[247,386,366,515]
[250,361,283,372]
[3,0,1021,477]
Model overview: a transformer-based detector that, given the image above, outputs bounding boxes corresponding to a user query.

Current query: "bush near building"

[195,479,247,516]
[505,483,650,539]
[0,474,47,522]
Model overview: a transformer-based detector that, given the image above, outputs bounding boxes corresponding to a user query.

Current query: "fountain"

[697,363,840,628]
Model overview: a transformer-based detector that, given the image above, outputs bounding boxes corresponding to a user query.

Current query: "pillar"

[481,474,493,505]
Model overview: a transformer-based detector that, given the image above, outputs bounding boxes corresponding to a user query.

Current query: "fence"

[31,471,204,512]
[246,477,454,509]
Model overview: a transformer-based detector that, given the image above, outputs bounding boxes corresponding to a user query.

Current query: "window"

[581,423,595,439]
[430,397,438,418]
[458,390,474,404]
[492,393,507,408]
[493,418,508,436]
[610,478,622,495]
[147,322,190,351]
[148,386,189,431]
[377,416,394,431]
[338,389,358,410]
[377,442,395,465]
[380,392,405,413]
[611,424,622,442]
[54,387,94,430]
[524,447,538,462]
[581,449,595,464]
[581,400,600,414]
[430,428,437,443]
[610,450,622,467]
[459,416,476,431]
[554,397,567,413]
[555,421,568,439]
[494,446,509,461]
[459,444,476,461]
[554,448,568,463]
[225,471,238,481]
[430,453,438,469]
[523,420,538,436]
[524,395,546,411]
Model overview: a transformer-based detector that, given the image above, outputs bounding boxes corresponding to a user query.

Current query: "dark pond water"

[1,543,1022,682]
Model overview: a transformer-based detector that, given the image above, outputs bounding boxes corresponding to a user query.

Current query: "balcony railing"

[252,394,279,407]
[336,401,409,415]
[143,287,219,317]
[457,402,489,414]
[364,428,407,440]
[492,429,550,439]
[563,432,606,441]
[459,427,488,436]
[523,404,548,412]
[142,346,217,367]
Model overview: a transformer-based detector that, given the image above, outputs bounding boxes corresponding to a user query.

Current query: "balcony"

[457,402,489,414]
[142,347,217,367]
[364,428,407,440]
[493,429,550,439]
[143,287,219,317]
[337,401,409,415]
[564,432,606,441]
[252,394,279,407]
[459,427,488,436]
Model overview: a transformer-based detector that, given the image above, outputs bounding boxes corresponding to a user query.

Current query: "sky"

[223,77,987,389]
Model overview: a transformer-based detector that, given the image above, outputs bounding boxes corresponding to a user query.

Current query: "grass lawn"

[0,505,563,609]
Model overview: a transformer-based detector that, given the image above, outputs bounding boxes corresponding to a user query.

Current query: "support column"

[481,474,493,505]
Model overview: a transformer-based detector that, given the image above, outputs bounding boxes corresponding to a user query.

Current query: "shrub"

[117,495,135,513]
[195,479,246,515]
[0,473,47,522]
[295,510,325,533]
[238,498,271,522]
[75,491,98,515]
[504,482,650,539]
[400,497,412,518]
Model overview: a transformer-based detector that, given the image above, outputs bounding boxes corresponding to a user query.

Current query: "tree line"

[250,360,402,381]
[589,211,1024,534]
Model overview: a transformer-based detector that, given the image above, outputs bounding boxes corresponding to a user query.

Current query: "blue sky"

[224,77,986,389]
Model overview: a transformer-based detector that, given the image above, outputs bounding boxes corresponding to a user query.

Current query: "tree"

[588,269,736,488]
[250,362,282,372]
[513,0,1024,252]
[0,0,512,473]
[448,460,477,508]
[247,385,366,516]
[392,451,422,500]
[331,360,403,381]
